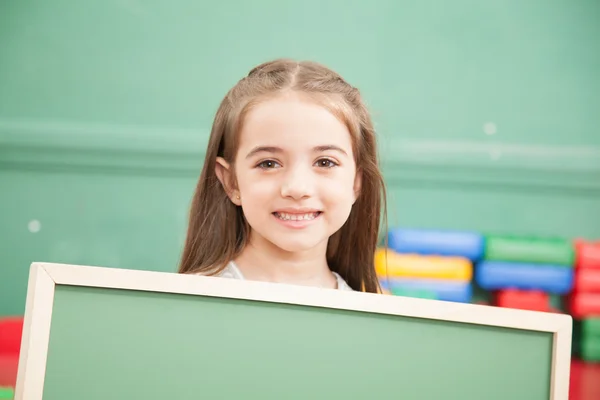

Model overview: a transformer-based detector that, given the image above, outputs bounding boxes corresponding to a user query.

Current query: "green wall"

[1,0,599,316]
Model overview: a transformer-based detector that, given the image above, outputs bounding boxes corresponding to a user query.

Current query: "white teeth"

[275,212,319,221]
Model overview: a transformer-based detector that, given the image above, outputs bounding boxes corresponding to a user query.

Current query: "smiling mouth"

[273,211,322,221]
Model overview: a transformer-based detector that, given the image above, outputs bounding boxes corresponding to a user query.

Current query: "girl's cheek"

[242,178,276,196]
[322,173,355,192]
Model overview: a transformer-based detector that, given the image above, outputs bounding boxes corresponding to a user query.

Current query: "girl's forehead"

[238,94,354,150]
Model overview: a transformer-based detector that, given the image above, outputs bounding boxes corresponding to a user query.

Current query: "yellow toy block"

[375,248,472,281]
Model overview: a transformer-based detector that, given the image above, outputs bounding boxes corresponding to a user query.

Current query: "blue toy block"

[387,228,484,261]
[379,278,473,303]
[475,261,574,294]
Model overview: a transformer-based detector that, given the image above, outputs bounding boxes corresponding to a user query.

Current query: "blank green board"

[17,263,571,399]
[45,286,552,399]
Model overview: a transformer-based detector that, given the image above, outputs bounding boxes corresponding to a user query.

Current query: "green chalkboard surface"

[16,263,572,399]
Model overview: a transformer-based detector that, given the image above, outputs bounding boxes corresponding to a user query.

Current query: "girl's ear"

[353,170,362,204]
[215,157,242,206]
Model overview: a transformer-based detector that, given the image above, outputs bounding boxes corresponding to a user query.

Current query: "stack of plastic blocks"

[570,240,600,362]
[475,234,574,312]
[375,228,483,303]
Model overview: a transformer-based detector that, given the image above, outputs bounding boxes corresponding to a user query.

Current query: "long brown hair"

[178,58,387,293]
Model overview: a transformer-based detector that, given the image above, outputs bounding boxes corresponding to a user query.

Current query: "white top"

[212,261,354,291]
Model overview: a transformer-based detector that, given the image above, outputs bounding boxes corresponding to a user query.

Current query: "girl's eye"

[257,160,281,169]
[315,158,338,168]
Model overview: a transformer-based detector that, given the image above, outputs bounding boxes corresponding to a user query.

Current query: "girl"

[178,58,387,293]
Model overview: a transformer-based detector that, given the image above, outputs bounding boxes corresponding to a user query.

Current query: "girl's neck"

[233,231,338,289]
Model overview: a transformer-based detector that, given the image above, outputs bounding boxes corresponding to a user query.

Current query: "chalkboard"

[16,262,571,399]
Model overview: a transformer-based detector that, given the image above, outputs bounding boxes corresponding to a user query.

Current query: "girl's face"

[219,92,361,256]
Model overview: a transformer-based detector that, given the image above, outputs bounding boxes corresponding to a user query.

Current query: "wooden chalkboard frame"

[15,262,572,399]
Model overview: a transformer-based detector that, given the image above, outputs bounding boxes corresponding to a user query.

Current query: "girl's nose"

[280,168,313,200]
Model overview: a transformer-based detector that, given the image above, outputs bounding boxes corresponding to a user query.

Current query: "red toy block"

[575,268,600,293]
[575,239,600,269]
[496,289,551,312]
[570,359,600,400]
[0,317,23,356]
[571,293,600,319]
[0,355,18,388]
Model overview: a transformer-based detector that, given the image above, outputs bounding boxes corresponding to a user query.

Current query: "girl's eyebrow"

[245,146,282,159]
[245,145,348,159]
[314,145,348,156]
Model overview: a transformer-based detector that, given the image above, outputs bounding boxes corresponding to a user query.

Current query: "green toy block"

[390,287,437,300]
[582,318,600,338]
[484,235,574,266]
[0,386,14,399]
[581,336,600,362]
